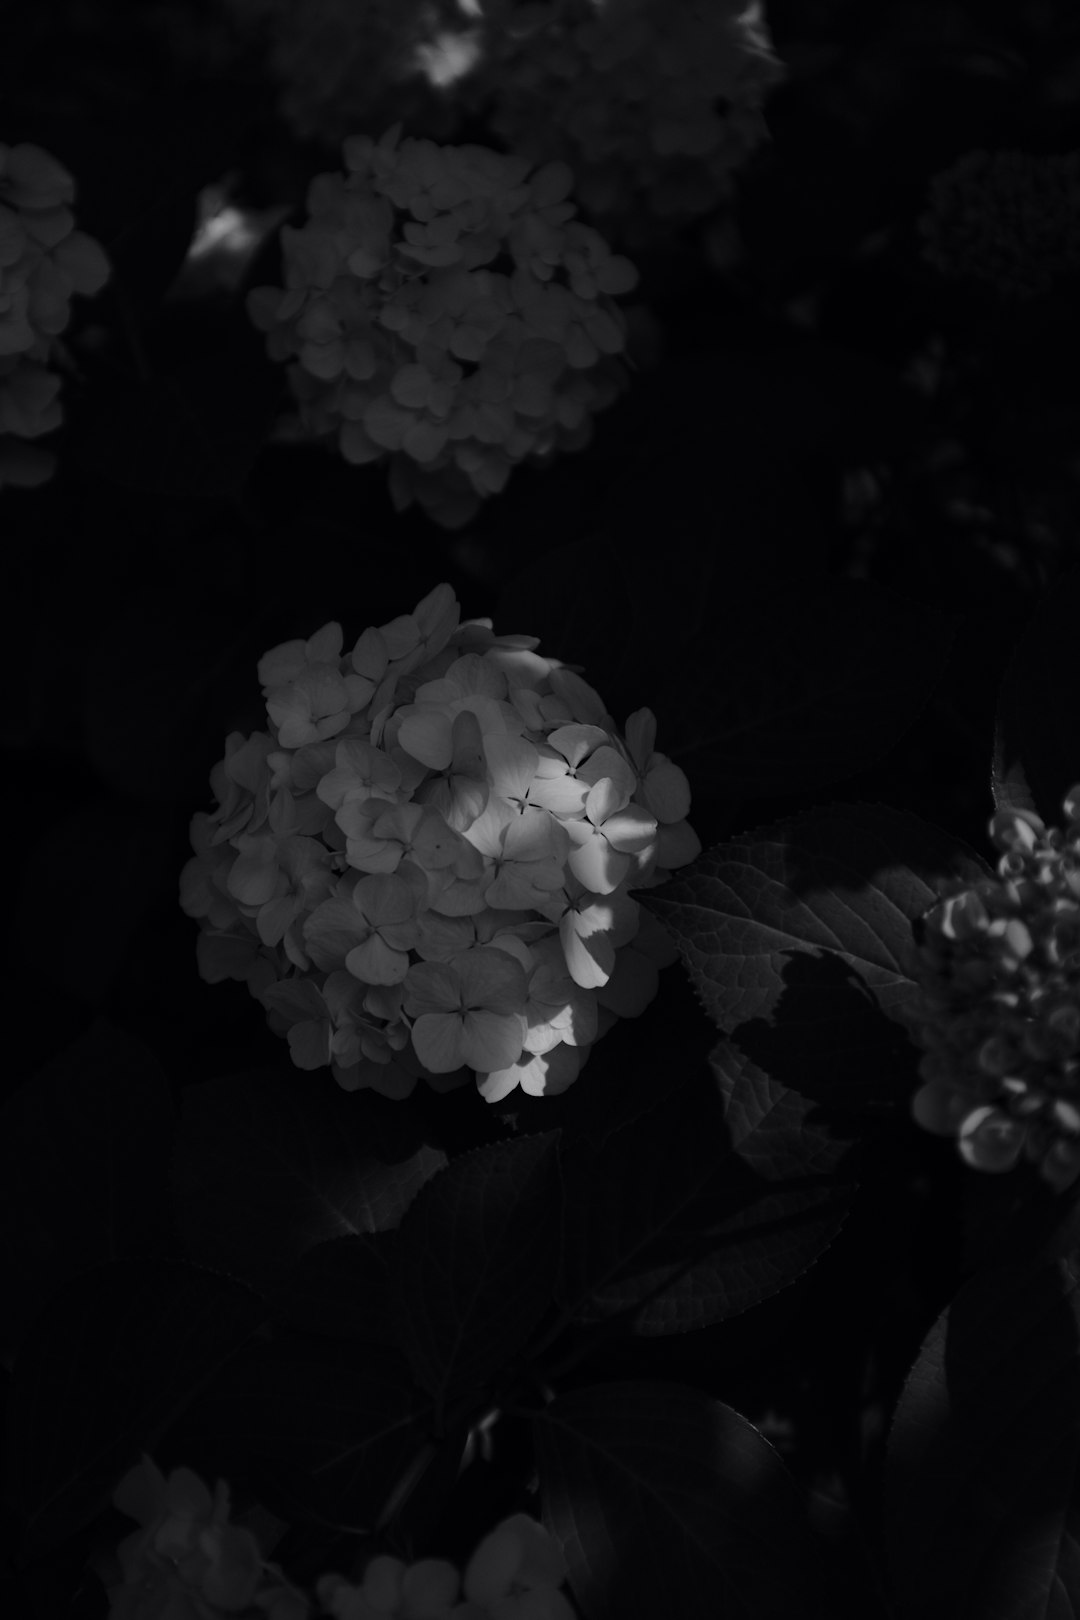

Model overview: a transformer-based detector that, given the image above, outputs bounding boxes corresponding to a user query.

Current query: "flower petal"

[600,806,658,854]
[355,872,417,927]
[461,1008,526,1072]
[345,933,410,985]
[455,946,529,1014]
[568,834,628,895]
[397,707,454,770]
[411,1011,465,1072]
[404,959,461,1015]
[560,910,615,989]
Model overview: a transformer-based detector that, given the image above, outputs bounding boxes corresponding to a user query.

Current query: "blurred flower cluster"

[473,0,785,247]
[222,0,473,146]
[180,584,699,1102]
[903,789,1080,1192]
[248,125,637,528]
[222,0,782,254]
[317,1512,576,1619]
[100,1454,577,1620]
[0,141,110,489]
[98,1455,309,1619]
[920,147,1080,302]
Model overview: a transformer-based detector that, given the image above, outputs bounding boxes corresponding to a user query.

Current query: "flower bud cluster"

[474,0,785,244]
[902,788,1080,1192]
[99,1455,309,1619]
[920,148,1080,302]
[0,141,110,489]
[248,126,638,528]
[180,585,700,1102]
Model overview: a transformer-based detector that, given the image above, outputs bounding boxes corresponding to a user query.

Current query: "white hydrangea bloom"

[181,585,700,1102]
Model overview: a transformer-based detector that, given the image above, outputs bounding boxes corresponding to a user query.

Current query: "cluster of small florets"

[920,148,1080,302]
[902,789,1080,1192]
[180,584,700,1102]
[247,126,638,528]
[473,0,785,245]
[99,1455,576,1620]
[0,141,110,489]
[97,1455,309,1620]
[316,1513,576,1620]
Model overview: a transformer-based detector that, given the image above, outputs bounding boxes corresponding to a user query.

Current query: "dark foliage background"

[4,1,1080,1616]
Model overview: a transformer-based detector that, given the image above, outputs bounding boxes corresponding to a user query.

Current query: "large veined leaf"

[4,1258,266,1561]
[389,1132,562,1417]
[172,1067,447,1294]
[179,1329,427,1537]
[642,802,992,1111]
[885,1255,1080,1620]
[535,1379,833,1620]
[555,1048,858,1334]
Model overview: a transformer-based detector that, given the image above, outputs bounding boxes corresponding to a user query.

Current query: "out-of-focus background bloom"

[0,141,110,488]
[99,1456,578,1620]
[222,0,783,255]
[316,1510,576,1619]
[903,787,1080,1192]
[97,1455,311,1619]
[920,147,1080,303]
[247,127,640,528]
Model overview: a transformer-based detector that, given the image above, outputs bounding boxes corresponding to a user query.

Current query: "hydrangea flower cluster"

[222,0,782,252]
[0,141,110,489]
[247,126,638,529]
[902,788,1080,1192]
[920,148,1080,302]
[98,1455,309,1619]
[316,1513,576,1619]
[473,0,785,245]
[180,585,699,1102]
[100,1454,577,1620]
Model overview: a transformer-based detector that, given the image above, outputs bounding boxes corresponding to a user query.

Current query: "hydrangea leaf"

[992,559,1080,827]
[179,1329,426,1536]
[555,1047,858,1334]
[172,1067,447,1295]
[266,1232,401,1346]
[5,1258,266,1562]
[389,1131,562,1413]
[641,802,992,1111]
[885,1255,1080,1620]
[535,1380,833,1620]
